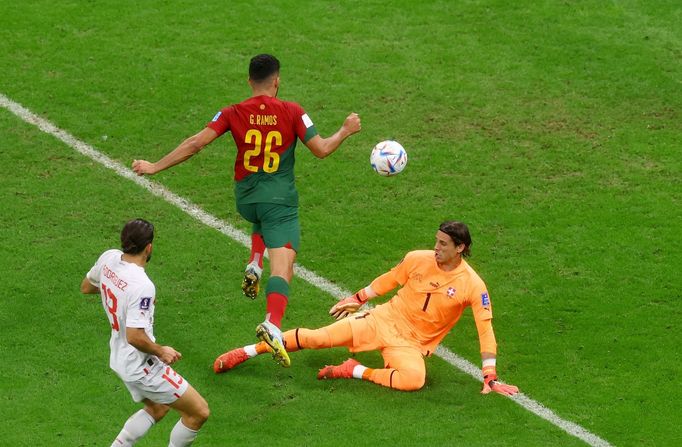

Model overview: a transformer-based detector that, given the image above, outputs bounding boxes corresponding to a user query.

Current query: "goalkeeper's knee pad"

[391,368,426,391]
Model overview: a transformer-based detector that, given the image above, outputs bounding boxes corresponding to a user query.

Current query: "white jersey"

[87,249,157,381]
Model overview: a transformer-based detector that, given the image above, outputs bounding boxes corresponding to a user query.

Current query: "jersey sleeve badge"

[301,113,314,128]
[140,297,152,310]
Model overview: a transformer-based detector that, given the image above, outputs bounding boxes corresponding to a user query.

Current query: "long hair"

[439,221,472,257]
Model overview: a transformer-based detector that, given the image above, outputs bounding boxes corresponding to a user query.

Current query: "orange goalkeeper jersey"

[369,250,496,356]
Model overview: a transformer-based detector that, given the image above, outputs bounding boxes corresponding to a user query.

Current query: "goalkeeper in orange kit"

[214,221,519,395]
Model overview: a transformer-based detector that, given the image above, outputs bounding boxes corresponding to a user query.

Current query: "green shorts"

[236,202,300,251]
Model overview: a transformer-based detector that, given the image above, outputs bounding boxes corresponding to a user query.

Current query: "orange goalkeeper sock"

[361,368,374,380]
[255,342,270,355]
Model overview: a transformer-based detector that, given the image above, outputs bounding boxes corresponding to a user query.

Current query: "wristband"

[354,288,369,303]
[482,365,497,385]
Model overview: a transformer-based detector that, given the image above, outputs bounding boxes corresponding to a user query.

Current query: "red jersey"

[207,95,318,205]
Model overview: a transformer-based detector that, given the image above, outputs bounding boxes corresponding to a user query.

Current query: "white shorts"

[123,360,190,405]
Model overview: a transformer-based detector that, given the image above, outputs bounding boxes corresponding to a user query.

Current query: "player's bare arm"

[305,112,361,158]
[80,277,99,294]
[127,327,182,365]
[132,127,219,176]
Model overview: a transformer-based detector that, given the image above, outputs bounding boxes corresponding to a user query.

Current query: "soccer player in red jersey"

[132,54,361,367]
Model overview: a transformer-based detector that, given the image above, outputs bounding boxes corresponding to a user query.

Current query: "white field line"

[0,92,613,447]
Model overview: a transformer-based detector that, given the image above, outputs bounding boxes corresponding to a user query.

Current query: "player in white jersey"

[80,219,209,447]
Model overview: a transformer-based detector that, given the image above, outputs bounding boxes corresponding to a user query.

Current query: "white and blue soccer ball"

[370,140,407,176]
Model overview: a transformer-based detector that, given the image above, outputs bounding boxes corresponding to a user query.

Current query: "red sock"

[249,233,266,268]
[266,293,288,328]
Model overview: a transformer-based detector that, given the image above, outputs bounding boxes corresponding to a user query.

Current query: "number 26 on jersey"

[243,129,282,173]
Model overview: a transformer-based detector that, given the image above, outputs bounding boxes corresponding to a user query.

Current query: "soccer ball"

[370,140,408,176]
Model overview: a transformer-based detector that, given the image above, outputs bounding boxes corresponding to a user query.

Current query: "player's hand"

[329,294,365,320]
[343,113,361,136]
[481,372,519,396]
[132,159,157,176]
[158,346,182,365]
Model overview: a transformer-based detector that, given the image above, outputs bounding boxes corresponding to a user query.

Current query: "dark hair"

[121,218,154,254]
[439,221,472,257]
[249,54,280,82]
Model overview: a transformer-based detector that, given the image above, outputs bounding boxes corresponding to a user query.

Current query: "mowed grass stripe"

[0,91,614,447]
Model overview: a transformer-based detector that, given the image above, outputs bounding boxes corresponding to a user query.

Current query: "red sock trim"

[266,292,288,328]
[250,233,266,268]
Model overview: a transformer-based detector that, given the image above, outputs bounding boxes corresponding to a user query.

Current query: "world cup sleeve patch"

[301,113,314,128]
[481,292,490,307]
[211,111,222,122]
[140,297,152,310]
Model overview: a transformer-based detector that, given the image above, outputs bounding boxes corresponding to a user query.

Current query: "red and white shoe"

[317,358,360,380]
[213,348,249,374]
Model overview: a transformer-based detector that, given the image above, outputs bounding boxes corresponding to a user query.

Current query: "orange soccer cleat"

[317,358,361,380]
[213,348,250,374]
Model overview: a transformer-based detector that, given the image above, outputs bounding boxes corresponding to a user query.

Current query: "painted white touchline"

[435,346,613,447]
[0,92,613,447]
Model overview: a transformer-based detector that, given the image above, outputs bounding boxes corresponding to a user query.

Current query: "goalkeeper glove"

[481,366,519,396]
[329,290,368,320]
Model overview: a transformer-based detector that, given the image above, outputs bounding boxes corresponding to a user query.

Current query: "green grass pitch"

[1,1,680,445]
